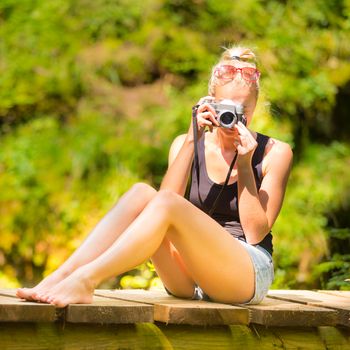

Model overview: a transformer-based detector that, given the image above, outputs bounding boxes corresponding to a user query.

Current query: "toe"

[17,288,34,301]
[32,291,42,299]
[36,293,47,302]
[32,292,41,301]
[16,288,24,298]
[41,294,51,303]
[52,298,66,308]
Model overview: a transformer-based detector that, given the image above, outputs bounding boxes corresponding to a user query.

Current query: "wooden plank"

[317,290,350,299]
[96,289,340,327]
[267,290,350,327]
[0,289,153,324]
[0,289,18,298]
[94,289,250,326]
[66,295,153,324]
[242,296,338,327]
[0,288,344,327]
[0,295,58,322]
[269,290,349,327]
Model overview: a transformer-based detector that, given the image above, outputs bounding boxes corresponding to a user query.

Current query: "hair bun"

[222,46,257,65]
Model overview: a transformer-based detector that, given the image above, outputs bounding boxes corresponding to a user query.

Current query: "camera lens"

[219,111,235,127]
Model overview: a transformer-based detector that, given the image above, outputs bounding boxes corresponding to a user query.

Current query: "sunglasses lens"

[215,66,236,79]
[242,67,259,81]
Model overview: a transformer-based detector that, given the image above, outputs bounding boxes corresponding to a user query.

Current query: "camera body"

[204,99,246,128]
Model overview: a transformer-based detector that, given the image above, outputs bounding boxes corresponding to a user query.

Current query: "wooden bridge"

[0,288,349,349]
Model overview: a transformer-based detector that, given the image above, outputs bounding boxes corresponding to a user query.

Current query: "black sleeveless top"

[187,131,273,255]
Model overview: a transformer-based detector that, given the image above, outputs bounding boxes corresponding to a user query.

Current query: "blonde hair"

[208,45,259,96]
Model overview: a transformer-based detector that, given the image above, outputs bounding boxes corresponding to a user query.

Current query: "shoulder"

[265,137,293,158]
[168,133,188,165]
[169,134,187,153]
[262,136,293,176]
[171,133,188,146]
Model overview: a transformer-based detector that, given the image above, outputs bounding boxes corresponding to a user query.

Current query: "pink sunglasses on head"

[214,65,260,82]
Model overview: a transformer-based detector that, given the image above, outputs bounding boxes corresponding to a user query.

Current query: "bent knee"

[153,190,181,210]
[130,182,157,200]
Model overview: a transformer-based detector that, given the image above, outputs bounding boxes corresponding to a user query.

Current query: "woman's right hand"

[187,96,220,140]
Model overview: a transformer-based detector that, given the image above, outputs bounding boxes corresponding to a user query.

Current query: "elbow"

[244,221,270,245]
[159,182,187,197]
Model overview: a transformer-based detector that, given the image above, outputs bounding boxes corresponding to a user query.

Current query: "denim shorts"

[164,239,274,305]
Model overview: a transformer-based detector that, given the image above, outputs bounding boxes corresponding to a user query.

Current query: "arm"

[235,124,293,244]
[159,133,194,196]
[160,97,219,196]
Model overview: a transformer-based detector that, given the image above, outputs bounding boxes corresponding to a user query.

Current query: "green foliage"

[315,253,350,290]
[0,114,140,283]
[272,142,350,288]
[315,224,350,290]
[0,0,349,290]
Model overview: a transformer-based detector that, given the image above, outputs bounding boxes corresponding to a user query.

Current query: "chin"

[219,127,236,135]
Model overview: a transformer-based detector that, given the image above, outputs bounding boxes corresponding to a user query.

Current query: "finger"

[198,112,219,126]
[198,111,214,119]
[197,118,213,128]
[197,103,217,116]
[237,136,248,149]
[234,140,244,153]
[236,121,253,135]
[206,112,220,127]
[235,123,254,139]
[213,115,220,126]
[240,134,255,148]
[235,122,248,134]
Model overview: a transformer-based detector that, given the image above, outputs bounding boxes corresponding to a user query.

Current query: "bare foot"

[16,269,71,301]
[37,268,96,308]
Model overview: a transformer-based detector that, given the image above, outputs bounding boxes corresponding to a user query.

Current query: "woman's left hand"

[233,122,258,161]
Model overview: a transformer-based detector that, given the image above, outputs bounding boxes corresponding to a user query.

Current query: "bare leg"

[150,233,197,298]
[16,183,157,300]
[38,190,255,307]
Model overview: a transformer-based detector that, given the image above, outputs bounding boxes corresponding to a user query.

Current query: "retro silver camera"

[204,99,246,128]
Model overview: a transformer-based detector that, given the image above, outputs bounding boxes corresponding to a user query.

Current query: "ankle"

[75,266,99,290]
[56,264,77,278]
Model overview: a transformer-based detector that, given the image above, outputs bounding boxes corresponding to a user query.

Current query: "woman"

[17,46,292,307]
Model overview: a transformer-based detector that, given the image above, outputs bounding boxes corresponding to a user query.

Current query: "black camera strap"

[192,105,201,187]
[191,105,238,217]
